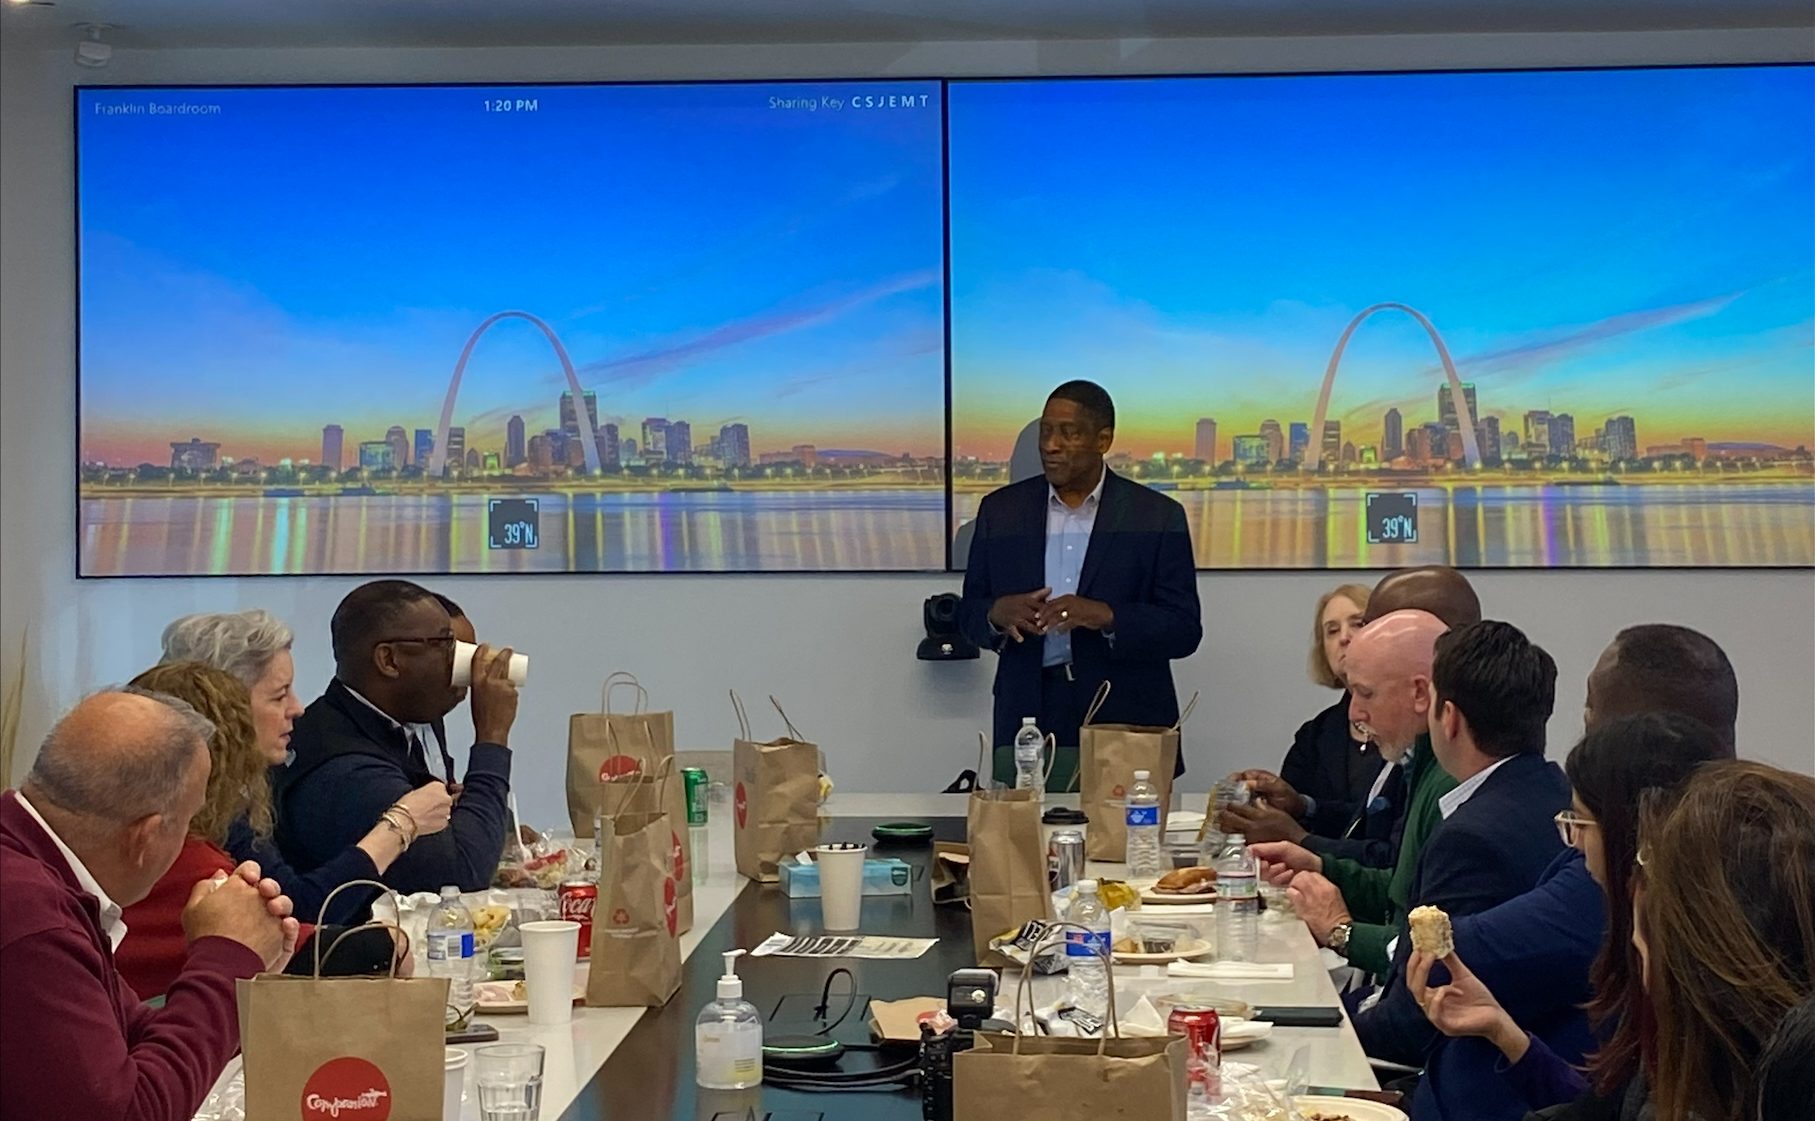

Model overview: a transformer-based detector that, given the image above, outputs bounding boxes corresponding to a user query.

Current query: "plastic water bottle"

[1013,717,1044,796]
[1066,879,1111,1022]
[1214,835,1260,962]
[1125,769,1163,880]
[426,885,476,1008]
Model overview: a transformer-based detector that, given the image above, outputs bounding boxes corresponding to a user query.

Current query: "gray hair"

[27,686,216,825]
[160,610,295,687]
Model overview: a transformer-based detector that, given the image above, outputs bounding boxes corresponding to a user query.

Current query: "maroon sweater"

[0,790,264,1121]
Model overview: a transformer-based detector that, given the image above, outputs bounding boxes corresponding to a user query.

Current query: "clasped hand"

[988,587,1113,642]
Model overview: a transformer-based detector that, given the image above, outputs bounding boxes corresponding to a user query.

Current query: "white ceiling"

[2,0,1810,51]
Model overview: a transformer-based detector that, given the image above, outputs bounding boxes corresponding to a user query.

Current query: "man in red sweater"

[1,689,300,1121]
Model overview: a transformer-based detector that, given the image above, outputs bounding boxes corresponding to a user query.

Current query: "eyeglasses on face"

[1554,809,1599,848]
[376,635,457,651]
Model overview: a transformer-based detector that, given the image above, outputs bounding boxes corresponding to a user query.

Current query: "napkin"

[1166,961,1295,981]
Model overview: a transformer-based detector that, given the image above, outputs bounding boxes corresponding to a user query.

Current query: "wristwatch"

[1328,921,1353,959]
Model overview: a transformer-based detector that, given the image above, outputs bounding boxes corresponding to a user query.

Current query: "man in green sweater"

[1253,609,1455,977]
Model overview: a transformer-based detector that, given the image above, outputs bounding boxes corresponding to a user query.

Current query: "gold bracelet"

[379,809,415,851]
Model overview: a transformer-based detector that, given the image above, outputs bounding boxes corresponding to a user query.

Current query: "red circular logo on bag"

[612,906,630,927]
[599,754,643,781]
[734,782,748,828]
[301,1057,391,1120]
[671,830,686,882]
[664,876,678,936]
[1111,783,1127,799]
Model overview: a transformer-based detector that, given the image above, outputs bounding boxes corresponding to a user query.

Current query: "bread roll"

[1408,905,1454,958]
[1154,866,1218,894]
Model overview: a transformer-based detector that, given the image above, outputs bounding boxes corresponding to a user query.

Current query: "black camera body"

[920,968,999,1121]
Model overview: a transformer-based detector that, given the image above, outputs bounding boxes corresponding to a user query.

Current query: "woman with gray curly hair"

[160,610,451,922]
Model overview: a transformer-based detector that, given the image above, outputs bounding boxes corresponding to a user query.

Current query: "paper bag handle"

[729,690,752,741]
[1012,921,1121,1053]
[1081,681,1113,728]
[769,695,805,742]
[1173,691,1200,731]
[601,672,649,715]
[599,754,677,824]
[312,878,410,980]
[975,732,990,791]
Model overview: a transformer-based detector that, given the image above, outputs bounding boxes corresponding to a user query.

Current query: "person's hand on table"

[1231,769,1308,819]
[988,588,1051,643]
[469,644,521,746]
[1220,800,1308,845]
[1035,595,1114,635]
[1284,871,1351,947]
[1409,949,1529,1063]
[1249,839,1322,885]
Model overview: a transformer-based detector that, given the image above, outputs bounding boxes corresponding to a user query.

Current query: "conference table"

[199,793,1382,1118]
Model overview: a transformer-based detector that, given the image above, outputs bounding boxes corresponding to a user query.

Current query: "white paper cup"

[519,920,580,1025]
[816,843,868,932]
[442,1047,469,1121]
[451,640,530,687]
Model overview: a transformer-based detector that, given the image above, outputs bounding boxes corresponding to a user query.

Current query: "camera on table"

[920,968,1000,1121]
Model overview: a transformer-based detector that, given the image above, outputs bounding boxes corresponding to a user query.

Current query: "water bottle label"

[1066,928,1111,959]
[1221,876,1259,900]
[427,931,474,961]
[1125,805,1160,828]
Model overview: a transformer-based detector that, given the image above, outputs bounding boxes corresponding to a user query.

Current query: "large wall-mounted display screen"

[949,66,1813,568]
[78,82,946,575]
[78,67,1812,576]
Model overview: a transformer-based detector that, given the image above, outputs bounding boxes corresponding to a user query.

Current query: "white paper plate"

[1294,1094,1407,1120]
[473,980,583,1014]
[1219,1018,1273,1050]
[1113,939,1214,964]
[1165,811,1206,833]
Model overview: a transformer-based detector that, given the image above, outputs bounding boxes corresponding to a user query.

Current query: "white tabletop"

[201,793,1378,1120]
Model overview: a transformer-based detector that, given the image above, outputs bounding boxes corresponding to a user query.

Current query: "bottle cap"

[1133,770,1150,781]
[1077,879,1098,893]
[1022,716,1037,726]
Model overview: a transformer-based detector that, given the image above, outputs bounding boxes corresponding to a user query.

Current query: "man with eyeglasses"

[274,580,521,899]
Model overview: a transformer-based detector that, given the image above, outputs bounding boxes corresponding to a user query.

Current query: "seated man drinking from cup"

[274,580,521,897]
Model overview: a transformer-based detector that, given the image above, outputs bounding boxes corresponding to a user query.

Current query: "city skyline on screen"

[79,82,946,468]
[949,66,1814,463]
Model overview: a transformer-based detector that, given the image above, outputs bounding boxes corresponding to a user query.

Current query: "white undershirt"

[16,791,128,951]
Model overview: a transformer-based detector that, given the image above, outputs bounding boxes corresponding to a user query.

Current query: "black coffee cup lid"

[1041,807,1089,825]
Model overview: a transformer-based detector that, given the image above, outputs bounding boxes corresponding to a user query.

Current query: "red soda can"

[1167,1006,1222,1092]
[558,879,597,959]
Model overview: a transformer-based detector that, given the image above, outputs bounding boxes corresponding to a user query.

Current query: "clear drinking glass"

[475,1043,545,1121]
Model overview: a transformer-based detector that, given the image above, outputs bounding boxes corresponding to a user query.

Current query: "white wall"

[4,29,1812,828]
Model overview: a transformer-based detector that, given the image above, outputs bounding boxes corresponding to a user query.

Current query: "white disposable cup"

[519,920,580,1025]
[816,843,868,932]
[442,1047,469,1121]
[451,640,529,687]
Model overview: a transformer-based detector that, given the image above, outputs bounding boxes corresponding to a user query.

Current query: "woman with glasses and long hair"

[1627,762,1815,1121]
[1403,712,1730,1120]
[158,612,453,922]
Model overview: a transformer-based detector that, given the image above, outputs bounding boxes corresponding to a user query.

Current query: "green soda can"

[683,767,709,826]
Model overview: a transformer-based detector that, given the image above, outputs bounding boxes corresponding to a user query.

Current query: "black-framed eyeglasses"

[1554,809,1598,848]
[377,635,457,651]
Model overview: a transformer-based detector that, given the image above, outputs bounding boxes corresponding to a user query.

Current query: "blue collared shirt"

[1044,470,1105,667]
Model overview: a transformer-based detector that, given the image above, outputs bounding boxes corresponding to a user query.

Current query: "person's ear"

[373,642,403,680]
[1413,677,1433,716]
[1096,426,1114,456]
[122,813,166,871]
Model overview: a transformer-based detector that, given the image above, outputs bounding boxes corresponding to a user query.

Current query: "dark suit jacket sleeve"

[1450,855,1603,1028]
[1355,822,1511,1065]
[226,817,380,926]
[1103,501,1202,661]
[292,744,513,896]
[957,496,1005,651]
[1305,831,1394,868]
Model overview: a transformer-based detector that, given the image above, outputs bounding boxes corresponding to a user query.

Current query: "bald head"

[1345,610,1448,757]
[1364,566,1481,629]
[26,690,213,827]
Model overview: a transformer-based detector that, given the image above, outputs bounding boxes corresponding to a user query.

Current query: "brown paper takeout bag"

[567,672,692,933]
[238,881,447,1121]
[954,922,1187,1120]
[966,735,1053,966]
[1079,684,1198,862]
[730,691,821,883]
[585,768,683,1008]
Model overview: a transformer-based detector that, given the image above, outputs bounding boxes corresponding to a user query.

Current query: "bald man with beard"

[1251,609,1458,978]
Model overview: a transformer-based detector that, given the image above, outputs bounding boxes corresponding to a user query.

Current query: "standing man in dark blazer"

[958,380,1202,771]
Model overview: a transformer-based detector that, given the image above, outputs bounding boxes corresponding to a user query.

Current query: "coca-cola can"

[1168,1006,1222,1093]
[558,879,597,959]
